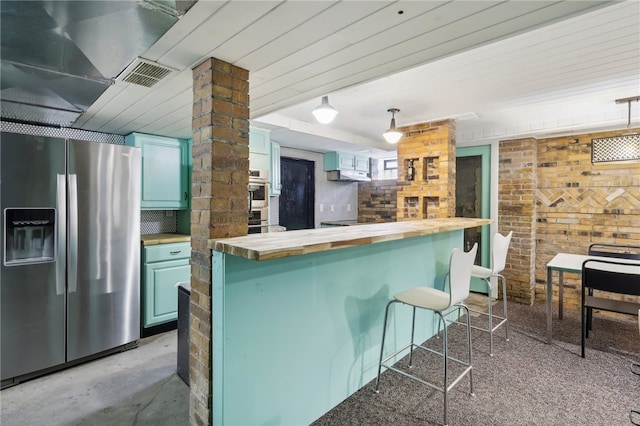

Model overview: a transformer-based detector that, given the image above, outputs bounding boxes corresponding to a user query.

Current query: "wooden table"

[545,253,640,343]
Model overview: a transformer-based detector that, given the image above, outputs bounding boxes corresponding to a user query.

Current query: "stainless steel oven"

[248,169,269,209]
[248,182,268,208]
[248,207,268,234]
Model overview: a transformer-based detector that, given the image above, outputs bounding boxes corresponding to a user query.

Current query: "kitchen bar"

[209,218,490,425]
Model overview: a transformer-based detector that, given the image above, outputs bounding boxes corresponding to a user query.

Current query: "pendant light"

[383,108,402,144]
[312,96,338,124]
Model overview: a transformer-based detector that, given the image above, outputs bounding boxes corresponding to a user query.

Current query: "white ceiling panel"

[67,0,637,158]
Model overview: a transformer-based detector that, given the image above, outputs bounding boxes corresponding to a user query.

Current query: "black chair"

[586,244,640,333]
[632,310,640,426]
[581,259,640,358]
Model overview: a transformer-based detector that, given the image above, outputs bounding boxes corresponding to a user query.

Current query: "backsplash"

[141,210,177,234]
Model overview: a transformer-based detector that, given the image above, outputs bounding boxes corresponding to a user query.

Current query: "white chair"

[468,231,512,356]
[375,243,478,426]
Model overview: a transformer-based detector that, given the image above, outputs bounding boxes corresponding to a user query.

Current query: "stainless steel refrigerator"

[1,132,141,387]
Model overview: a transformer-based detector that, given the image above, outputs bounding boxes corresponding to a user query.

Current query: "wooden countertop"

[209,218,491,261]
[321,220,360,226]
[141,233,191,245]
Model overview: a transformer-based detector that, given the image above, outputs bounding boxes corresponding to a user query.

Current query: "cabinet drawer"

[145,242,191,262]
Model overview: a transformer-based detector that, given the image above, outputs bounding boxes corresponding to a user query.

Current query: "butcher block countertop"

[209,218,491,261]
[141,233,191,245]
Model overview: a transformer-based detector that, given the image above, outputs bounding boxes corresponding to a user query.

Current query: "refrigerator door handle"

[68,174,78,294]
[56,174,66,296]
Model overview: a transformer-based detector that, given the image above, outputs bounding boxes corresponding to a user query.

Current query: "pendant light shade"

[383,108,402,144]
[312,96,338,124]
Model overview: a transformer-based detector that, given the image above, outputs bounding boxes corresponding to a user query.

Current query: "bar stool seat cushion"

[471,264,492,279]
[395,287,450,311]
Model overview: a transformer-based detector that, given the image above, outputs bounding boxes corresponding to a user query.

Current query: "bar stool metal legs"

[375,301,475,426]
[375,245,477,426]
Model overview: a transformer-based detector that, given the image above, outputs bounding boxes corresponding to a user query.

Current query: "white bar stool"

[375,243,478,426]
[468,231,512,356]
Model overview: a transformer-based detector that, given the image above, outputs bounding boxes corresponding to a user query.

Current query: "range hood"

[326,170,371,182]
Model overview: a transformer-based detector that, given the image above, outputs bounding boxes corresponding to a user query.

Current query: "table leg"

[558,271,564,320]
[546,266,553,343]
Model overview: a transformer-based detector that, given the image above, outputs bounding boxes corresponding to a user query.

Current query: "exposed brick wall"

[191,58,249,425]
[533,128,640,312]
[396,120,456,220]
[499,129,640,312]
[498,138,538,304]
[358,180,397,223]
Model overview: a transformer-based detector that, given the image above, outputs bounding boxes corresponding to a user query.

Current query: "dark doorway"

[279,157,315,230]
[456,145,491,293]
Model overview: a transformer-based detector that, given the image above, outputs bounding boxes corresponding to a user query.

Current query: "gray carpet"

[313,299,640,425]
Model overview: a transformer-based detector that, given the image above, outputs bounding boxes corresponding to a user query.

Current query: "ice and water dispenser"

[4,209,56,265]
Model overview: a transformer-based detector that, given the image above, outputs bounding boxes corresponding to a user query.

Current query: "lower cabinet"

[142,242,191,334]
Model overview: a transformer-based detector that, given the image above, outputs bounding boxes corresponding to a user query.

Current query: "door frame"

[456,145,491,293]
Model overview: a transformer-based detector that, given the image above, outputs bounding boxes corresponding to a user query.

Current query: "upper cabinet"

[125,133,191,210]
[323,151,370,173]
[249,128,271,172]
[270,141,281,196]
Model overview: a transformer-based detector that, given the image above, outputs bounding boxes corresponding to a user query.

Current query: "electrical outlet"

[319,204,324,212]
[330,205,334,212]
[347,204,351,212]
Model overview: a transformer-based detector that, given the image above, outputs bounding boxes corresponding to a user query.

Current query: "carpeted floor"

[312,297,640,425]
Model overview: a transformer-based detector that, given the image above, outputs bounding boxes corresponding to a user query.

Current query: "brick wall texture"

[532,129,640,312]
[396,120,456,220]
[358,180,397,223]
[498,138,537,304]
[190,58,249,425]
[499,128,640,312]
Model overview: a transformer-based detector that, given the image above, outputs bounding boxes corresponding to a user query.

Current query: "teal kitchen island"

[209,218,491,425]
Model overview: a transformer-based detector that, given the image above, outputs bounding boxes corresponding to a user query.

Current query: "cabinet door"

[125,133,189,210]
[323,151,356,171]
[249,128,271,172]
[354,155,370,173]
[270,141,281,196]
[143,259,190,327]
[249,128,271,155]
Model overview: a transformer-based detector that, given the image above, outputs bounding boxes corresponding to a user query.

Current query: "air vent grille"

[592,134,640,164]
[119,59,175,88]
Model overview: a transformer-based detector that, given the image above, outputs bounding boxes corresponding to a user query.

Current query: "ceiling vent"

[117,58,177,88]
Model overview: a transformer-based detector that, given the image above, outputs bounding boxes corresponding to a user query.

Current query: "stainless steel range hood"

[326,169,371,182]
[0,0,193,127]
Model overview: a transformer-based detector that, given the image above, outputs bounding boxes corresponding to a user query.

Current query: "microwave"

[249,182,268,208]
[249,169,268,182]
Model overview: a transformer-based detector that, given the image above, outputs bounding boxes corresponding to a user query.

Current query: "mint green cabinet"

[270,141,281,196]
[142,242,191,328]
[249,128,271,172]
[354,155,370,173]
[125,133,190,210]
[323,151,370,173]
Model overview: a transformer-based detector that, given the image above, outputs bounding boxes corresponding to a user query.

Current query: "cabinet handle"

[184,191,188,201]
[170,250,182,255]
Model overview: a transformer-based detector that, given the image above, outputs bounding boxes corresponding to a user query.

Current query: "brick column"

[191,58,249,425]
[498,137,537,304]
[396,119,456,220]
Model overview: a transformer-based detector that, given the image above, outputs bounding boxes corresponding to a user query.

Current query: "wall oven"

[248,207,268,234]
[248,169,268,209]
[248,169,269,233]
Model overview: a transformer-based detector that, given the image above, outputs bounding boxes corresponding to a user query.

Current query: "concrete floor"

[0,330,189,426]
